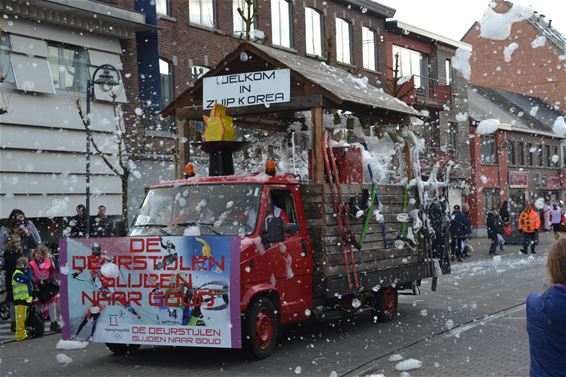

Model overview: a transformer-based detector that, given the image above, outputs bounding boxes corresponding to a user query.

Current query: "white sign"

[203,69,290,109]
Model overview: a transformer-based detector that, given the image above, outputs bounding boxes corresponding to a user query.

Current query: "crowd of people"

[432,198,566,263]
[0,204,115,341]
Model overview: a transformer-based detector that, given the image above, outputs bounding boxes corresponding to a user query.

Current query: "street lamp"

[86,64,120,237]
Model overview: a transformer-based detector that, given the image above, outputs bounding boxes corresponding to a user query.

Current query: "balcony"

[387,75,452,108]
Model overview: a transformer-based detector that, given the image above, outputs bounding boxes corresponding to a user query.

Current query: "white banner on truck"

[203,69,290,109]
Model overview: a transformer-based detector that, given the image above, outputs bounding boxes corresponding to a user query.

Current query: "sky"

[375,0,566,41]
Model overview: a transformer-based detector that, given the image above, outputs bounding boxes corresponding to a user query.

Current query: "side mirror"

[284,223,299,236]
[261,216,285,244]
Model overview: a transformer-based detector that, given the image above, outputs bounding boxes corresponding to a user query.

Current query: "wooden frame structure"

[162,42,419,183]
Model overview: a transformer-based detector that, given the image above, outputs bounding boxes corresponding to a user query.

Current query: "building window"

[508,141,516,165]
[537,144,543,167]
[552,146,559,167]
[480,135,496,164]
[189,0,215,28]
[527,143,533,166]
[563,146,566,167]
[483,189,500,218]
[159,58,173,107]
[362,26,376,71]
[304,7,323,57]
[445,58,452,85]
[545,145,551,167]
[190,65,210,83]
[47,42,89,92]
[0,33,14,84]
[518,142,524,165]
[271,0,291,48]
[392,45,425,88]
[448,122,458,149]
[156,0,172,16]
[335,18,351,64]
[233,0,255,37]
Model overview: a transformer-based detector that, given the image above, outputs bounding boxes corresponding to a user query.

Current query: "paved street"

[0,233,555,377]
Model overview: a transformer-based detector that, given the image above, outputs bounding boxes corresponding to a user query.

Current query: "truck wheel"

[105,343,141,355]
[373,287,398,322]
[243,296,279,360]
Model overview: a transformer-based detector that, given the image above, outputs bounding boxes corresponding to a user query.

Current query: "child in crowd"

[12,256,33,341]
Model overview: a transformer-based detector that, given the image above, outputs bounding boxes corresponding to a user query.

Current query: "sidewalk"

[356,303,529,377]
[456,231,556,264]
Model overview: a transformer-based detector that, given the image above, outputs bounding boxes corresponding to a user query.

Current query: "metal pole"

[86,79,92,238]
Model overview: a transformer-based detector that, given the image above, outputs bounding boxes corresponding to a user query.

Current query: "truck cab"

[130,172,314,358]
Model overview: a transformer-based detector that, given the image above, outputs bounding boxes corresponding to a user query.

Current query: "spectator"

[499,201,510,225]
[68,204,88,238]
[29,246,61,333]
[526,237,566,375]
[550,203,563,240]
[461,203,473,256]
[486,208,502,256]
[12,256,33,341]
[542,199,552,232]
[11,222,38,259]
[91,205,114,237]
[7,209,41,245]
[450,205,470,262]
[0,220,10,263]
[4,234,23,332]
[519,202,541,254]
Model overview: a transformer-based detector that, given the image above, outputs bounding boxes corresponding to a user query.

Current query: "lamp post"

[86,64,120,237]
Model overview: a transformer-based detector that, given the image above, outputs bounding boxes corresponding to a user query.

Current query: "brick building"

[462,0,566,111]
[104,0,407,213]
[384,20,471,206]
[102,0,476,214]
[467,85,565,237]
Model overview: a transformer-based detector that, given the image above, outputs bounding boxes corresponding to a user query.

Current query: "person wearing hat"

[519,202,541,254]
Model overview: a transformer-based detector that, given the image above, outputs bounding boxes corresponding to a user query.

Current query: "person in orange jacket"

[519,202,541,254]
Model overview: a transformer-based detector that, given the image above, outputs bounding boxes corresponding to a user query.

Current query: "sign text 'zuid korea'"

[203,69,290,109]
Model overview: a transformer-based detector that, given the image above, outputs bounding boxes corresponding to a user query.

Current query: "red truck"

[127,145,433,359]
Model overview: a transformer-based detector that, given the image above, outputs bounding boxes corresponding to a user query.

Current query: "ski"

[321,133,353,290]
[360,163,388,249]
[326,133,360,289]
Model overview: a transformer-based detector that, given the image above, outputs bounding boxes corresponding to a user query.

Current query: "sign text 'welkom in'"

[203,69,290,109]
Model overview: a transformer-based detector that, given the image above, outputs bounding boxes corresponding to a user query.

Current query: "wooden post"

[311,107,324,183]
[177,118,189,174]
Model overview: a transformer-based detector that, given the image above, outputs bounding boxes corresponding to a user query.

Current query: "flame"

[202,104,235,142]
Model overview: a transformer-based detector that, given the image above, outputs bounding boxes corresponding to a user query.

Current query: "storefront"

[507,172,529,243]
[539,174,561,201]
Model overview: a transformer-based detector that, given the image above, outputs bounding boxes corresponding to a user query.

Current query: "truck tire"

[243,296,279,360]
[105,343,141,355]
[373,287,398,322]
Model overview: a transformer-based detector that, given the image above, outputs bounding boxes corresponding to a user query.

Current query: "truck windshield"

[131,183,262,236]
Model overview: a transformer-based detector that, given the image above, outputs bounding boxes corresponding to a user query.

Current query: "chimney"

[548,20,552,28]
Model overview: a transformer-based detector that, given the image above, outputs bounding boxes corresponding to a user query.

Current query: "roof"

[1,0,154,35]
[468,85,566,137]
[386,20,472,51]
[163,42,419,117]
[526,14,566,53]
[461,0,566,53]
[149,172,300,189]
[341,0,396,19]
